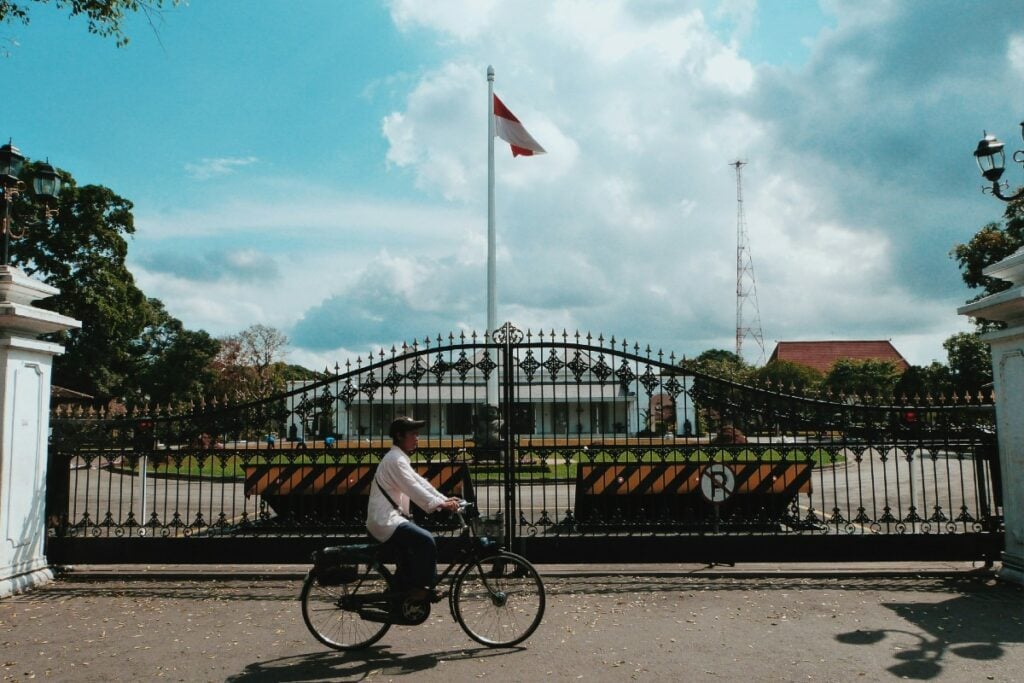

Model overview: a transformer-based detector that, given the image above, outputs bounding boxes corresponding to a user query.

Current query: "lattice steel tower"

[732,160,766,365]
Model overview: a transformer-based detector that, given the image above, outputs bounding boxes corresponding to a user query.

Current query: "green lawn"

[125,446,844,482]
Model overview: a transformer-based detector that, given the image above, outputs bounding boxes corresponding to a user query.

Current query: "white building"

[284,346,688,441]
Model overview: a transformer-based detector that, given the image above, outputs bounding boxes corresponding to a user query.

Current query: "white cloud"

[1008,33,1024,75]
[184,156,259,180]
[367,1,1015,367]
[132,2,1024,369]
[135,187,477,245]
[387,0,499,40]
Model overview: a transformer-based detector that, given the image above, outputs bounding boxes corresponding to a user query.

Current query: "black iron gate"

[46,324,1004,564]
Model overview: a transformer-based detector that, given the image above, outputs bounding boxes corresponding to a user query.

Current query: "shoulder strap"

[376,480,409,519]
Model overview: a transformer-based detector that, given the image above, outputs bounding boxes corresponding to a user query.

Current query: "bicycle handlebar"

[453,499,476,532]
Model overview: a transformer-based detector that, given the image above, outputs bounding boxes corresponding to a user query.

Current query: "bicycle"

[300,501,546,649]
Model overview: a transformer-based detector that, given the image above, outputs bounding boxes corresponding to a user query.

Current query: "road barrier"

[244,463,474,528]
[572,461,813,530]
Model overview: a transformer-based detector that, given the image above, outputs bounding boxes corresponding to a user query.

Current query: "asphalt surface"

[1,563,1022,682]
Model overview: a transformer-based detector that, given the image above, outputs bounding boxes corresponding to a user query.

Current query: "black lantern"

[0,140,61,265]
[974,123,1024,202]
[32,161,61,201]
[0,142,25,187]
[974,133,1006,183]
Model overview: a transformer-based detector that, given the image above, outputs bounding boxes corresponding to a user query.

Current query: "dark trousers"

[385,521,437,590]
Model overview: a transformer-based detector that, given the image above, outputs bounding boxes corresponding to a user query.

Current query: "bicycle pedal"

[393,598,431,626]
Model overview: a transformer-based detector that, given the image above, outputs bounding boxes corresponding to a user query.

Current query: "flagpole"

[487,65,497,342]
[486,65,499,408]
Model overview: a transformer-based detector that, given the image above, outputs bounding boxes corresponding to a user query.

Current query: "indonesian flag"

[493,94,546,157]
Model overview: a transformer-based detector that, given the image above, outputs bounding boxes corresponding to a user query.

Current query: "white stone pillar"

[0,266,80,597]
[959,250,1024,586]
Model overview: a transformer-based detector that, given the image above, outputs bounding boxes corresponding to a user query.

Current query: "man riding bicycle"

[366,416,460,603]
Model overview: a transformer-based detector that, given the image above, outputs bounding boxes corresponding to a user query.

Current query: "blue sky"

[3,0,1022,370]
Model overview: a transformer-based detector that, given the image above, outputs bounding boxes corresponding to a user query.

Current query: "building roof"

[768,341,910,374]
[51,385,94,400]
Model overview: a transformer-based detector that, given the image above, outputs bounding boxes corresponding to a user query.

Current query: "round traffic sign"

[700,463,736,503]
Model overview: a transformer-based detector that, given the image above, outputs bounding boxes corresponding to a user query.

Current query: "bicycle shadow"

[835,582,1023,680]
[225,644,525,682]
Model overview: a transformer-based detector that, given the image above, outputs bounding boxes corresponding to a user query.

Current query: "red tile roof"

[768,341,910,374]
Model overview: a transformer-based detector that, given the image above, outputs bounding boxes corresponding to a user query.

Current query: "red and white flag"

[493,94,546,157]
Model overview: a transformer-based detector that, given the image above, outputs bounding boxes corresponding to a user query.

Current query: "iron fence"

[46,325,1003,564]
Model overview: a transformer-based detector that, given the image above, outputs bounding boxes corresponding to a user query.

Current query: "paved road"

[1,568,1021,682]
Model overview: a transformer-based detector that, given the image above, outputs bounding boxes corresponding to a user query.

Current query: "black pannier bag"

[312,549,358,586]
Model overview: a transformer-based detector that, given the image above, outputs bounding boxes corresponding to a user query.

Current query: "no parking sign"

[700,463,736,504]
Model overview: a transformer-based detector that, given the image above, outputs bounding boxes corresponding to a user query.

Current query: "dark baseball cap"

[389,416,426,439]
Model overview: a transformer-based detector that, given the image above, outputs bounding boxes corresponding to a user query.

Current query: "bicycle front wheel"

[300,563,391,650]
[452,551,545,647]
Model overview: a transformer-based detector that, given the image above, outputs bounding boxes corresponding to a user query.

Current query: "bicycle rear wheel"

[300,562,391,650]
[452,551,545,647]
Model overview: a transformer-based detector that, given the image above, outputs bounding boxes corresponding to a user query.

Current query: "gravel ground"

[1,571,1022,682]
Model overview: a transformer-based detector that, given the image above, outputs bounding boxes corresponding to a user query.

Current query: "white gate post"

[0,266,80,597]
[959,250,1024,585]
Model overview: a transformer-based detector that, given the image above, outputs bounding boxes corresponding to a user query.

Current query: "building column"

[0,266,80,597]
[959,250,1024,586]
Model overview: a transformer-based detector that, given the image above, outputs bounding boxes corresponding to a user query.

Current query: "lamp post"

[973,125,1024,202]
[968,125,1024,586]
[0,141,62,266]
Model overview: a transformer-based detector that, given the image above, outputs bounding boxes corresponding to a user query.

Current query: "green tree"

[0,0,181,47]
[893,362,954,400]
[279,363,320,382]
[951,197,1024,328]
[753,359,823,393]
[942,331,992,395]
[14,166,149,398]
[683,349,752,437]
[822,359,901,399]
[689,348,752,383]
[133,298,220,405]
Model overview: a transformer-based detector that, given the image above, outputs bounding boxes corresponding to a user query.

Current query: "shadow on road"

[836,581,1023,680]
[225,644,525,682]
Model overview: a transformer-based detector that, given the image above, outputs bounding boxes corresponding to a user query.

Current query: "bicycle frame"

[302,502,546,649]
[333,505,502,618]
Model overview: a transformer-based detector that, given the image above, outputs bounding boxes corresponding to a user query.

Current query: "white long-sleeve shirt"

[366,445,448,542]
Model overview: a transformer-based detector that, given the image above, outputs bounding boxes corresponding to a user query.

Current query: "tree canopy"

[212,324,293,402]
[15,164,150,398]
[688,348,752,383]
[951,196,1024,312]
[133,298,220,404]
[822,358,901,399]
[892,362,953,401]
[942,331,992,395]
[945,190,1018,397]
[753,359,823,392]
[0,0,180,46]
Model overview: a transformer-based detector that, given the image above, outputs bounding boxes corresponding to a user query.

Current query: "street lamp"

[0,141,62,266]
[974,124,1024,202]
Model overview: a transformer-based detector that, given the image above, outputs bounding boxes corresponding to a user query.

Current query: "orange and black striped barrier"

[244,463,474,524]
[573,461,812,529]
